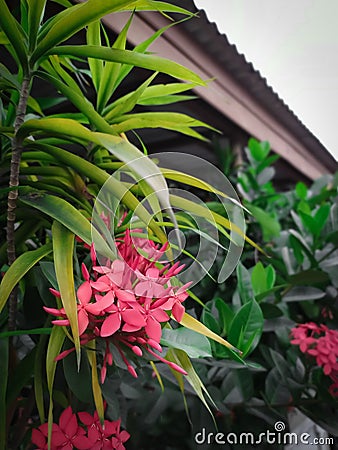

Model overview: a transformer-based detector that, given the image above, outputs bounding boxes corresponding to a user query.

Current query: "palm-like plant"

[0,1,256,448]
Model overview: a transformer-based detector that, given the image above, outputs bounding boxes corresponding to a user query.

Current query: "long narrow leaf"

[0,0,28,71]
[86,20,102,91]
[46,326,66,448]
[111,112,215,140]
[166,348,216,422]
[87,340,104,424]
[104,73,157,119]
[52,222,80,367]
[48,46,205,84]
[19,118,175,242]
[0,243,52,314]
[27,142,167,242]
[97,13,133,112]
[19,192,116,260]
[178,312,242,354]
[33,0,193,64]
[27,0,46,51]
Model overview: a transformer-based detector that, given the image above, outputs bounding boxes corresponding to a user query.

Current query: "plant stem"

[7,76,30,331]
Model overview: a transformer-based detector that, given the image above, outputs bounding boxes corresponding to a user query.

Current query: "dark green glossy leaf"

[288,269,330,286]
[63,347,94,403]
[228,299,263,356]
[161,327,212,358]
[236,262,253,304]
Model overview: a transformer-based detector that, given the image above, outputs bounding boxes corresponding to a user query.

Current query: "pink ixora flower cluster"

[290,322,338,396]
[44,229,190,382]
[31,406,129,450]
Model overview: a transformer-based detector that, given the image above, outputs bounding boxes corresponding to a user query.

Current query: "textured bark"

[7,77,30,331]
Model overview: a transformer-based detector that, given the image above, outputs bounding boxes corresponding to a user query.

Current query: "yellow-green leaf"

[0,243,53,314]
[87,340,104,425]
[52,221,80,367]
[166,348,216,422]
[46,325,66,448]
[177,312,242,354]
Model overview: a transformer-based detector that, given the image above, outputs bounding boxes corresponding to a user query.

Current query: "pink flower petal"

[172,302,185,322]
[101,313,121,337]
[116,289,136,304]
[121,309,145,327]
[31,428,46,447]
[77,281,92,305]
[78,309,89,335]
[151,308,169,323]
[59,407,77,436]
[145,317,162,342]
[77,411,94,426]
[73,434,92,449]
[86,292,115,315]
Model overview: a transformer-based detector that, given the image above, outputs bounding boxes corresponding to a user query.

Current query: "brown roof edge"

[105,1,337,179]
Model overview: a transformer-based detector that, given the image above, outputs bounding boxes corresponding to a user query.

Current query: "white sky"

[194,0,338,161]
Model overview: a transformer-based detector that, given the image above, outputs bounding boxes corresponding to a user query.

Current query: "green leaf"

[215,298,234,335]
[178,312,241,355]
[27,142,167,243]
[34,332,49,423]
[245,203,281,241]
[87,340,104,425]
[248,138,270,162]
[288,269,330,286]
[265,367,290,405]
[63,347,93,403]
[34,0,193,64]
[27,0,47,51]
[314,204,330,234]
[295,182,308,200]
[20,192,115,260]
[236,262,253,304]
[49,45,205,85]
[289,234,304,265]
[97,13,133,112]
[46,325,66,446]
[20,118,174,243]
[298,211,319,236]
[0,63,20,89]
[251,262,267,297]
[228,299,263,356]
[283,286,325,302]
[110,112,215,140]
[105,72,158,119]
[166,348,216,422]
[105,82,197,117]
[161,327,212,358]
[265,265,276,290]
[86,20,103,92]
[169,194,263,255]
[0,0,28,71]
[139,93,195,106]
[0,243,52,314]
[289,229,317,265]
[52,222,80,367]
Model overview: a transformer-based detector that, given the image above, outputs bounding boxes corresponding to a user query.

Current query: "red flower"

[291,323,338,396]
[32,407,91,450]
[32,407,130,450]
